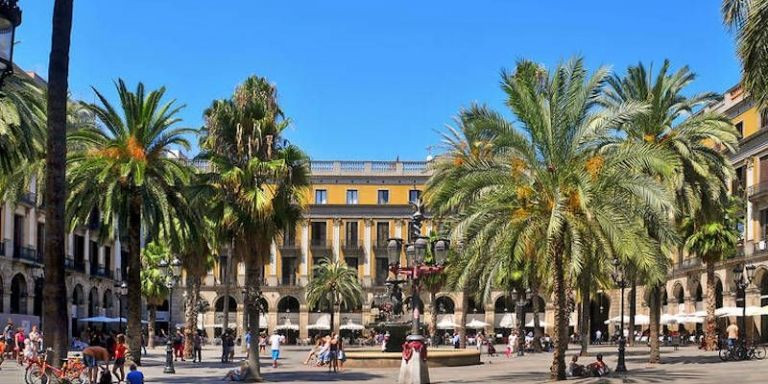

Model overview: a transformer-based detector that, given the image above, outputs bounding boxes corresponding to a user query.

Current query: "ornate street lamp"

[387,204,449,384]
[158,256,182,374]
[511,287,531,356]
[114,281,128,332]
[611,257,628,373]
[0,0,20,87]
[733,264,755,344]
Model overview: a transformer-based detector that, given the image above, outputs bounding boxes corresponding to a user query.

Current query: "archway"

[88,287,99,317]
[71,284,84,338]
[589,292,610,342]
[437,296,456,314]
[103,289,114,317]
[10,274,27,314]
[672,283,685,313]
[694,283,703,312]
[277,296,300,344]
[761,272,768,342]
[33,278,43,317]
[214,295,238,337]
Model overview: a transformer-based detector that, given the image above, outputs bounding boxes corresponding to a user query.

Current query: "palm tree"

[427,57,675,379]
[66,80,194,364]
[683,197,741,350]
[0,74,46,175]
[722,0,768,106]
[603,60,739,363]
[141,242,170,349]
[306,257,364,335]
[43,0,75,367]
[197,76,310,381]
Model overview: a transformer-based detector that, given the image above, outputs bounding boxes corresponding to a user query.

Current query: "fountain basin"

[344,348,481,368]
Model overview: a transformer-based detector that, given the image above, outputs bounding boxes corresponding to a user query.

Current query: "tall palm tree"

[722,0,768,106]
[427,57,675,379]
[43,0,75,366]
[305,257,364,335]
[66,80,194,364]
[0,74,46,175]
[603,60,739,363]
[683,196,741,350]
[197,76,310,381]
[141,242,171,349]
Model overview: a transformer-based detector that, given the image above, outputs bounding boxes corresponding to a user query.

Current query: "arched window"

[88,287,99,317]
[10,274,27,314]
[214,296,237,312]
[436,296,456,314]
[466,298,485,314]
[277,296,300,313]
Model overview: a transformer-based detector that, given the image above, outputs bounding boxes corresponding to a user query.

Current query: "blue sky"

[15,1,740,161]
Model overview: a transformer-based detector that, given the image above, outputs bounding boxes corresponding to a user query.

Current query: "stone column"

[333,218,341,261]
[268,311,278,332]
[28,207,36,249]
[299,305,309,339]
[299,222,309,286]
[363,219,372,287]
[747,157,756,241]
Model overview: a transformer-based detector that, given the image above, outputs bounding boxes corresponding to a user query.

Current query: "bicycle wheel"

[719,348,730,361]
[755,345,766,360]
[25,365,48,384]
[734,346,747,361]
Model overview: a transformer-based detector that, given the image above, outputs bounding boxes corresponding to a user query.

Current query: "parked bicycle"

[24,351,87,384]
[719,341,766,361]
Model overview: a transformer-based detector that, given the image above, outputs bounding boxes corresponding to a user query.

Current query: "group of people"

[568,354,610,377]
[302,333,345,371]
[0,320,42,367]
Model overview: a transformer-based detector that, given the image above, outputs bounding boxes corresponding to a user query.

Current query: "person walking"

[269,330,284,368]
[112,334,127,383]
[221,331,230,363]
[173,328,185,361]
[594,329,602,345]
[82,345,110,384]
[726,322,739,348]
[192,331,203,363]
[506,331,517,358]
[2,320,13,360]
[14,328,25,364]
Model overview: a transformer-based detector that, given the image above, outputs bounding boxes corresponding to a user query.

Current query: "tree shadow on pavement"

[570,369,705,383]
[624,354,723,365]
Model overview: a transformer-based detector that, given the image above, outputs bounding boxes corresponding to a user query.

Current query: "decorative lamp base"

[398,335,429,384]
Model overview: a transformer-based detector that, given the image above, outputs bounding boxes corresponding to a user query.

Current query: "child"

[112,334,126,383]
[125,364,144,384]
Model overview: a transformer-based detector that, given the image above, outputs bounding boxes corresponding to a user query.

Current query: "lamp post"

[114,281,127,333]
[387,203,449,384]
[158,256,182,374]
[511,287,531,356]
[611,258,628,373]
[732,264,756,344]
[0,0,21,88]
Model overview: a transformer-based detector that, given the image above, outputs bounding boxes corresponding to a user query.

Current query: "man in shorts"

[82,345,110,383]
[269,330,284,368]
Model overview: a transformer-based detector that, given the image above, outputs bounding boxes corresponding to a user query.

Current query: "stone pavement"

[0,344,765,383]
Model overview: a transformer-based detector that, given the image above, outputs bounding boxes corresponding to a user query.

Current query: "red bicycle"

[24,353,87,384]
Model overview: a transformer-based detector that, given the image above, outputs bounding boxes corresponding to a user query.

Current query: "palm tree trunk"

[649,284,661,363]
[184,275,200,359]
[331,293,336,336]
[126,200,143,364]
[458,288,469,348]
[628,276,637,346]
[705,262,717,351]
[147,305,157,349]
[429,291,437,346]
[532,283,543,352]
[550,245,567,381]
[42,0,74,368]
[244,257,263,382]
[579,280,590,356]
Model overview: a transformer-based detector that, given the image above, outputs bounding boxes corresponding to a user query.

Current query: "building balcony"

[19,191,37,207]
[14,246,41,264]
[279,240,300,256]
[310,238,331,250]
[673,257,701,272]
[342,239,364,254]
[747,181,768,201]
[93,266,114,279]
[65,257,86,273]
[310,160,430,176]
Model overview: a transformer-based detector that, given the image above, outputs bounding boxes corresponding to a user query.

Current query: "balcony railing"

[310,238,330,249]
[342,239,362,249]
[310,160,430,176]
[674,258,701,271]
[14,246,41,263]
[748,181,768,198]
[93,266,114,279]
[65,258,86,273]
[20,191,37,206]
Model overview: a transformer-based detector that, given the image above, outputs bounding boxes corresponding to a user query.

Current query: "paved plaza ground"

[0,343,765,383]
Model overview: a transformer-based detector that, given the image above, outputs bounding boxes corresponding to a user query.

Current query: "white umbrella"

[339,319,365,331]
[660,314,678,325]
[436,315,460,330]
[634,314,650,325]
[677,315,703,324]
[465,319,490,329]
[526,319,549,327]
[307,314,331,330]
[603,315,630,325]
[275,318,299,331]
[715,307,741,317]
[498,313,516,329]
[718,306,768,317]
